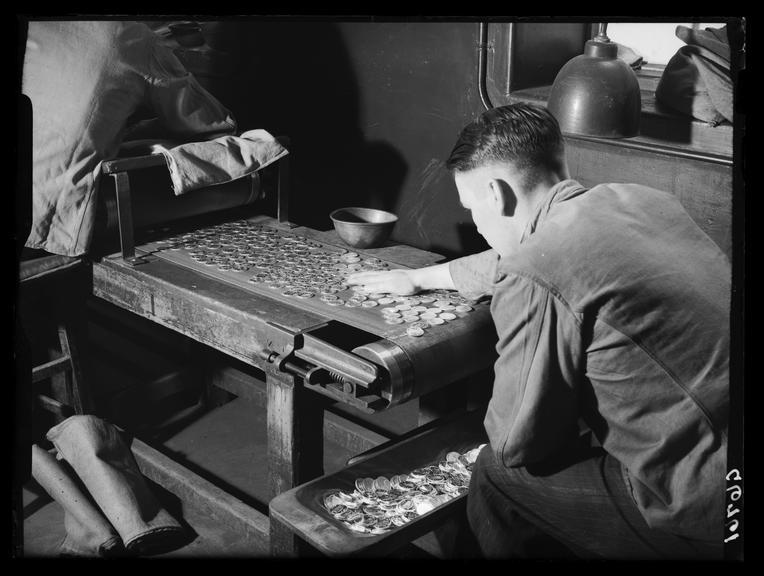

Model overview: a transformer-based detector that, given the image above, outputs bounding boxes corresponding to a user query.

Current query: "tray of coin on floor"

[136,218,489,339]
[270,410,487,555]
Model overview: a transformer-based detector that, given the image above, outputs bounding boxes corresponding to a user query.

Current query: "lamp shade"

[548,29,641,138]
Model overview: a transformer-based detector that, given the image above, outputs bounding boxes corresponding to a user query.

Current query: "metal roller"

[353,308,496,407]
[98,168,261,234]
[352,340,415,407]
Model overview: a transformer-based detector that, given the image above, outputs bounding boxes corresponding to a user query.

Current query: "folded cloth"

[656,25,733,125]
[150,129,289,195]
[46,415,187,555]
[32,444,124,557]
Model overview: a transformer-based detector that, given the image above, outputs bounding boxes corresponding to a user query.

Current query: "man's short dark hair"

[446,103,565,189]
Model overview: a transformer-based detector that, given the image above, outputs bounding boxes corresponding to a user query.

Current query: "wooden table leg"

[266,371,324,556]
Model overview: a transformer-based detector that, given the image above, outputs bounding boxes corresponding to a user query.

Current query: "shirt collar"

[520,179,589,243]
[493,179,588,282]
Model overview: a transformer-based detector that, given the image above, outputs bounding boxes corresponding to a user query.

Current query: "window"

[606,22,723,68]
[484,21,737,159]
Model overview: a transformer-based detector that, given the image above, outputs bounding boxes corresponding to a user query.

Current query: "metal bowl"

[329,207,398,249]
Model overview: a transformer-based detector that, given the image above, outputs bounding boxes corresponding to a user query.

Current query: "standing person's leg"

[467,446,723,560]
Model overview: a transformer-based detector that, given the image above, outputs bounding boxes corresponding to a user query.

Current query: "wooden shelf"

[508,84,734,162]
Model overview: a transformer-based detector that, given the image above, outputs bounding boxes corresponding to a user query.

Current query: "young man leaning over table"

[347,103,729,560]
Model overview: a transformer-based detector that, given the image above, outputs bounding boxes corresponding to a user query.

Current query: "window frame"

[484,22,734,164]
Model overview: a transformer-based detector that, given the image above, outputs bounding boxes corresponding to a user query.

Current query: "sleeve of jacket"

[484,272,584,468]
[448,249,499,300]
[143,35,237,138]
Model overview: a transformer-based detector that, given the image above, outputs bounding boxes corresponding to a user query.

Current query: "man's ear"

[489,179,517,217]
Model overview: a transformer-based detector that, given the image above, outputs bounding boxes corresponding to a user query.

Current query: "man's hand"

[346,269,420,295]
[346,262,456,295]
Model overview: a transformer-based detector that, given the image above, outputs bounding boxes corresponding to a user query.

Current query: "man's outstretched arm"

[347,248,499,299]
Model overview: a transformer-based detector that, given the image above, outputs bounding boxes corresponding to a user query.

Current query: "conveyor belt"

[97,216,497,411]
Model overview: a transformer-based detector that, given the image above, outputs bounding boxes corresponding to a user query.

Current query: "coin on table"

[363,504,386,518]
[346,521,368,533]
[385,317,404,325]
[426,473,446,484]
[330,504,351,520]
[451,474,468,487]
[362,477,376,493]
[412,495,436,515]
[417,483,436,495]
[390,474,406,489]
[446,451,461,463]
[427,317,446,326]
[324,492,344,510]
[455,304,473,313]
[336,491,356,504]
[372,517,393,533]
[374,476,392,492]
[439,312,457,321]
[346,510,364,524]
[390,515,408,527]
[402,315,420,323]
[465,447,482,464]
[406,326,425,337]
[378,297,396,305]
[408,468,427,481]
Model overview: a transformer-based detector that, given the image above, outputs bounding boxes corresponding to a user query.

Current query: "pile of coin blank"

[321,444,486,535]
[155,220,478,334]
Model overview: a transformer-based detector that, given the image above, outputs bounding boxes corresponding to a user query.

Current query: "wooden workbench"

[91,215,452,555]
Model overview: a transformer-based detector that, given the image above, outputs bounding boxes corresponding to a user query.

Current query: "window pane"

[606,22,724,66]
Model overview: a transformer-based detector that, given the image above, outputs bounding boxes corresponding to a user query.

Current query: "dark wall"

[195,20,732,261]
[210,20,490,260]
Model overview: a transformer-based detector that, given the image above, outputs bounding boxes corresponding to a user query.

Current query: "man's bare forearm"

[408,262,456,292]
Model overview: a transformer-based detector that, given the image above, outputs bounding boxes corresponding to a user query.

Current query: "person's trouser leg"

[466,446,723,560]
[46,415,187,556]
[32,445,124,556]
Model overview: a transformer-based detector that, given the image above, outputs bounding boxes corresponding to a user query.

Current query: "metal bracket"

[275,140,297,229]
[111,171,148,266]
[261,321,385,411]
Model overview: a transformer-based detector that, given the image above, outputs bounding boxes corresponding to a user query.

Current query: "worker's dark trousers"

[466,446,724,560]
